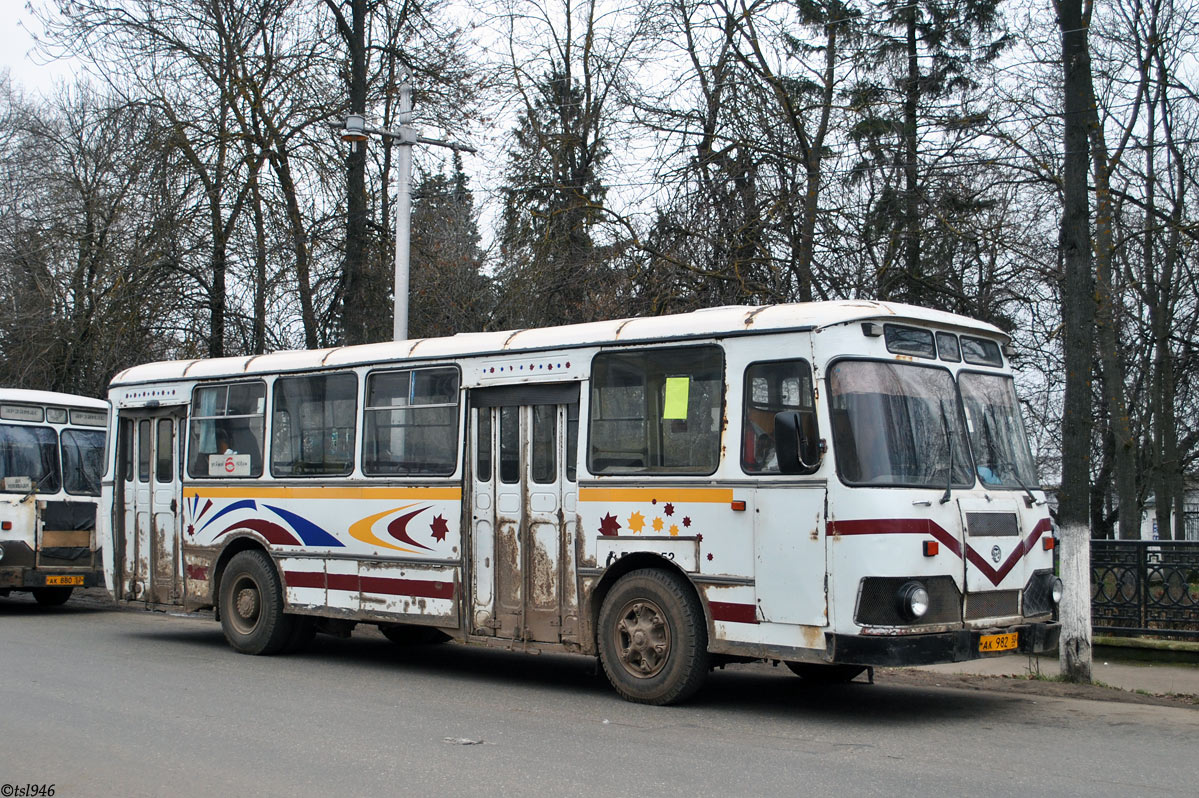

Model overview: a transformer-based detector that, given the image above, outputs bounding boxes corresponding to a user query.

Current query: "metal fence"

[1091,540,1199,639]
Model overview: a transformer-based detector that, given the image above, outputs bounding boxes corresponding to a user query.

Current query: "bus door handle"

[170,498,177,513]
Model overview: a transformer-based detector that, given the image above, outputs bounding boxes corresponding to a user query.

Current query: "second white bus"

[0,388,108,605]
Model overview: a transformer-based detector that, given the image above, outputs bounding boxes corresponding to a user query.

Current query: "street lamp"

[333,85,475,341]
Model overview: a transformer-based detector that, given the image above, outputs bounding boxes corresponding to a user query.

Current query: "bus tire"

[597,568,708,705]
[218,550,294,655]
[32,587,73,606]
[784,662,865,683]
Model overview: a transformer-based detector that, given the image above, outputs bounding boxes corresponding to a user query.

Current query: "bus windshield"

[61,428,106,496]
[958,372,1039,489]
[0,423,61,493]
[828,361,973,488]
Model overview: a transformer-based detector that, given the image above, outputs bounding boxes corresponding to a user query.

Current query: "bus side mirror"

[774,411,819,474]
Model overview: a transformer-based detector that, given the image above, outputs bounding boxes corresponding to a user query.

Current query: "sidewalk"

[916,640,1199,698]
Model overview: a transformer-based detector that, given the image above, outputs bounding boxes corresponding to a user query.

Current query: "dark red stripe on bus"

[284,570,326,589]
[826,516,1054,587]
[284,571,455,600]
[360,575,455,600]
[709,601,758,624]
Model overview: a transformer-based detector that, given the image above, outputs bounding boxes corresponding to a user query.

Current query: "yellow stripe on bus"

[188,485,462,501]
[578,487,735,504]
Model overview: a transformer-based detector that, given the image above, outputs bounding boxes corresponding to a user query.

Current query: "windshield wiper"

[979,414,1041,505]
[999,457,1042,507]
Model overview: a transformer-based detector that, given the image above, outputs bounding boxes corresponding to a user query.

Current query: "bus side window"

[741,359,820,475]
[137,420,151,482]
[120,419,133,483]
[155,419,173,483]
[271,373,357,477]
[588,345,723,475]
[187,381,266,478]
[476,409,491,482]
[363,367,459,476]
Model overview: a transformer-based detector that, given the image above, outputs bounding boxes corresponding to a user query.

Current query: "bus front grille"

[964,590,1020,620]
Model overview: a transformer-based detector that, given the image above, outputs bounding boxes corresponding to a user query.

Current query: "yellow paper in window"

[663,376,690,420]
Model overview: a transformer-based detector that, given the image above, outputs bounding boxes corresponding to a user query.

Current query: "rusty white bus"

[0,389,108,605]
[100,301,1060,704]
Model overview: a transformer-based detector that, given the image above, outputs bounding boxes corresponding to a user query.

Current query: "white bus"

[101,301,1060,704]
[0,388,108,605]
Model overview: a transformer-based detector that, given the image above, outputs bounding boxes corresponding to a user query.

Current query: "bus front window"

[828,361,973,488]
[958,372,1038,489]
[0,424,61,493]
[61,428,106,496]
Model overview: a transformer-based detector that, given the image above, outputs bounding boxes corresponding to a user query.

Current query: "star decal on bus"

[598,513,621,536]
[430,514,449,543]
[628,511,646,533]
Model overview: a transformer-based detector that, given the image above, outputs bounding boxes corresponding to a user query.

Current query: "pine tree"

[408,157,492,338]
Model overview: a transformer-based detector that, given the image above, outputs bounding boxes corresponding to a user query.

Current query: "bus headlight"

[896,581,930,621]
[1051,577,1064,604]
[0,543,5,562]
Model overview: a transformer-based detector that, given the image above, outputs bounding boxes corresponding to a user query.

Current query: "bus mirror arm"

[773,411,819,474]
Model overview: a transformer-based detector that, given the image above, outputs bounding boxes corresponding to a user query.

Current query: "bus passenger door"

[470,385,580,644]
[118,411,184,604]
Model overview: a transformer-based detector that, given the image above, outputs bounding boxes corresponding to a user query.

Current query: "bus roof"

[111,300,1008,386]
[0,387,108,410]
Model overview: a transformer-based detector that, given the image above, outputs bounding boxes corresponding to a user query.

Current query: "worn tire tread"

[219,550,294,655]
[597,568,708,705]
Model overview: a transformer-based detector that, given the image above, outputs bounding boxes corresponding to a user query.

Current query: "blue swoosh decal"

[198,499,258,533]
[264,504,345,548]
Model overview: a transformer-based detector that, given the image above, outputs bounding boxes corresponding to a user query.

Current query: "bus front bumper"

[0,566,102,590]
[827,621,1060,667]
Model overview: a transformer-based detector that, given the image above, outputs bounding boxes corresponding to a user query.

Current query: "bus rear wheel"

[32,587,73,606]
[784,662,865,683]
[597,569,708,705]
[219,550,294,655]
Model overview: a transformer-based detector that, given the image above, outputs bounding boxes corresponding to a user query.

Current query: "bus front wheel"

[597,569,708,705]
[218,550,294,655]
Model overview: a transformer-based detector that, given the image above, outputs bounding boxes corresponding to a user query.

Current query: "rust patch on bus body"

[530,537,555,608]
[496,521,520,607]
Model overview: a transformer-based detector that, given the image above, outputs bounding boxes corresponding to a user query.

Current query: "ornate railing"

[1091,540,1199,639]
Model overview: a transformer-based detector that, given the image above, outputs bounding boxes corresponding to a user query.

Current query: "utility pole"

[337,83,475,341]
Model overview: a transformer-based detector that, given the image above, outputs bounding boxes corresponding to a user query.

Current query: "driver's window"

[741,359,818,474]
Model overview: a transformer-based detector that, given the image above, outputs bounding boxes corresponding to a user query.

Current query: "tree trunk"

[268,142,319,350]
[902,5,920,302]
[250,163,267,355]
[1056,0,1095,683]
[341,0,370,345]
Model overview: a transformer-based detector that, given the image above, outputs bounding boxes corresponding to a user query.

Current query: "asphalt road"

[1,592,1195,798]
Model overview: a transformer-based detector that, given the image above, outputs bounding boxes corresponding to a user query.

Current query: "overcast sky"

[1,3,82,96]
